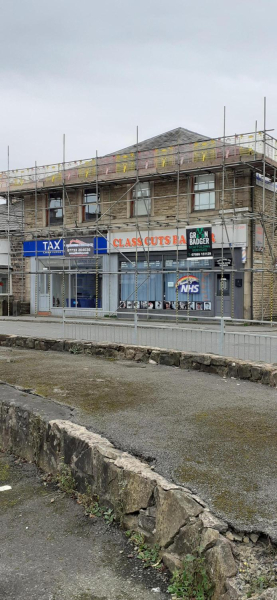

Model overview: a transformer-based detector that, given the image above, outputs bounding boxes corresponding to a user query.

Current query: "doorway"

[38,272,50,311]
[215,273,231,317]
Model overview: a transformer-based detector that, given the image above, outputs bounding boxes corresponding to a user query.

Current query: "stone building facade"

[6,127,277,320]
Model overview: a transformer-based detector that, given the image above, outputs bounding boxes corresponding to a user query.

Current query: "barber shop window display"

[165,259,213,311]
[120,257,213,311]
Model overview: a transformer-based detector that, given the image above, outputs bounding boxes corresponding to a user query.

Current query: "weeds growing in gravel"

[167,552,213,600]
[125,531,161,568]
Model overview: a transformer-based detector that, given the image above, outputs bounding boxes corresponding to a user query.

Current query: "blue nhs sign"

[23,239,64,257]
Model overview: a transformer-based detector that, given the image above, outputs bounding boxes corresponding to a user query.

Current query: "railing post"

[133,311,138,345]
[219,317,225,356]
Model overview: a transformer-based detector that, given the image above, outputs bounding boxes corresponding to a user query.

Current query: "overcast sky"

[1,0,276,170]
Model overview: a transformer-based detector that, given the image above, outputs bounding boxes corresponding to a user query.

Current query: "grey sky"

[1,0,276,170]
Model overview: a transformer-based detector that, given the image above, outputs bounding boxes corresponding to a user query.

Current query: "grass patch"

[0,460,10,482]
[247,571,277,598]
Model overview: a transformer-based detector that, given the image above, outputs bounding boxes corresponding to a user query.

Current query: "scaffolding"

[1,103,277,324]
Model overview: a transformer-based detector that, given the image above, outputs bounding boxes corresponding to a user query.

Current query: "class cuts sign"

[176,275,200,294]
[186,226,213,259]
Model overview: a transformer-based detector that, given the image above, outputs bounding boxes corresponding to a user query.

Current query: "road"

[1,316,277,363]
[0,345,277,540]
[0,451,169,600]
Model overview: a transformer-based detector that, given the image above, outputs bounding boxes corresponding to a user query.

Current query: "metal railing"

[61,316,277,364]
[1,313,277,364]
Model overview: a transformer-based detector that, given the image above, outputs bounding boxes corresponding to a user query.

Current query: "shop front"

[107,224,247,318]
[24,237,108,316]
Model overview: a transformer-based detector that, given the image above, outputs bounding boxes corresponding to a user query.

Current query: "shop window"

[47,194,63,226]
[51,260,102,309]
[82,189,100,221]
[120,260,162,308]
[132,182,151,217]
[192,174,215,211]
[164,259,213,311]
[0,274,8,293]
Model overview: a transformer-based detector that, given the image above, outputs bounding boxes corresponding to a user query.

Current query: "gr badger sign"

[186,226,213,259]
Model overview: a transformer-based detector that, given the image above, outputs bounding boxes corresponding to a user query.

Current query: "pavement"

[0,451,169,600]
[0,346,277,540]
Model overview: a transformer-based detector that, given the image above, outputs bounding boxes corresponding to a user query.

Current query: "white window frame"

[132,182,151,217]
[193,174,215,211]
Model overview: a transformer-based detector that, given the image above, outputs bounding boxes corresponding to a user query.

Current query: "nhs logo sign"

[23,239,64,257]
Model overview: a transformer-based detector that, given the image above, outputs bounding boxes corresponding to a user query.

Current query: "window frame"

[47,193,63,226]
[131,181,151,217]
[192,174,216,211]
[82,188,100,222]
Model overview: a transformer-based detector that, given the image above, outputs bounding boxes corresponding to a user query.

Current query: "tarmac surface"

[0,346,277,539]
[0,452,169,600]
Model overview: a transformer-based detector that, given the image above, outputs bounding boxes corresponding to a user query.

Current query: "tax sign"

[186,226,213,259]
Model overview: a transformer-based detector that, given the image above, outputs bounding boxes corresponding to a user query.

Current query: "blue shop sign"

[23,237,107,257]
[23,239,64,257]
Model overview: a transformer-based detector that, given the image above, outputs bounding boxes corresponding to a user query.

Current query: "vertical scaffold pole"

[62,133,65,338]
[7,146,10,317]
[262,97,266,321]
[95,150,99,319]
[271,167,276,326]
[220,107,226,326]
[35,161,38,316]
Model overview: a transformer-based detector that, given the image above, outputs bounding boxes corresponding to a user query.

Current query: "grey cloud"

[0,0,276,170]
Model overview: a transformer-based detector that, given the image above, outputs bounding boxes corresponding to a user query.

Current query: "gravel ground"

[0,345,277,538]
[0,451,169,600]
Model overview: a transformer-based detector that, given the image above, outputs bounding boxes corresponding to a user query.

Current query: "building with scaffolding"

[1,123,277,321]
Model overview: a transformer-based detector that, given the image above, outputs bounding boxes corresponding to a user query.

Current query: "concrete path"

[0,346,276,540]
[0,451,168,600]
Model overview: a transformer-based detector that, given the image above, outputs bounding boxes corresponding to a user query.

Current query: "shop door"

[38,273,50,311]
[215,274,231,317]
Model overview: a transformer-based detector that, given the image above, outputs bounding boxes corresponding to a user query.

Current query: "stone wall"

[1,334,277,387]
[253,183,277,320]
[0,396,238,599]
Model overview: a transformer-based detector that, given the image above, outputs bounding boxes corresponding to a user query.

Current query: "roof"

[109,127,210,155]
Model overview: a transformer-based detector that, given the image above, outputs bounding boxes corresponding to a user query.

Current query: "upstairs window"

[47,194,63,226]
[83,189,100,221]
[132,182,151,217]
[193,174,215,210]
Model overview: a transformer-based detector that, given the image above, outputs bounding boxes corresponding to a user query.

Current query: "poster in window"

[127,301,133,309]
[195,301,204,311]
[134,301,140,309]
[189,302,195,310]
[164,301,171,310]
[155,301,162,309]
[204,301,212,310]
[179,301,188,310]
[186,226,213,259]
[120,301,126,309]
